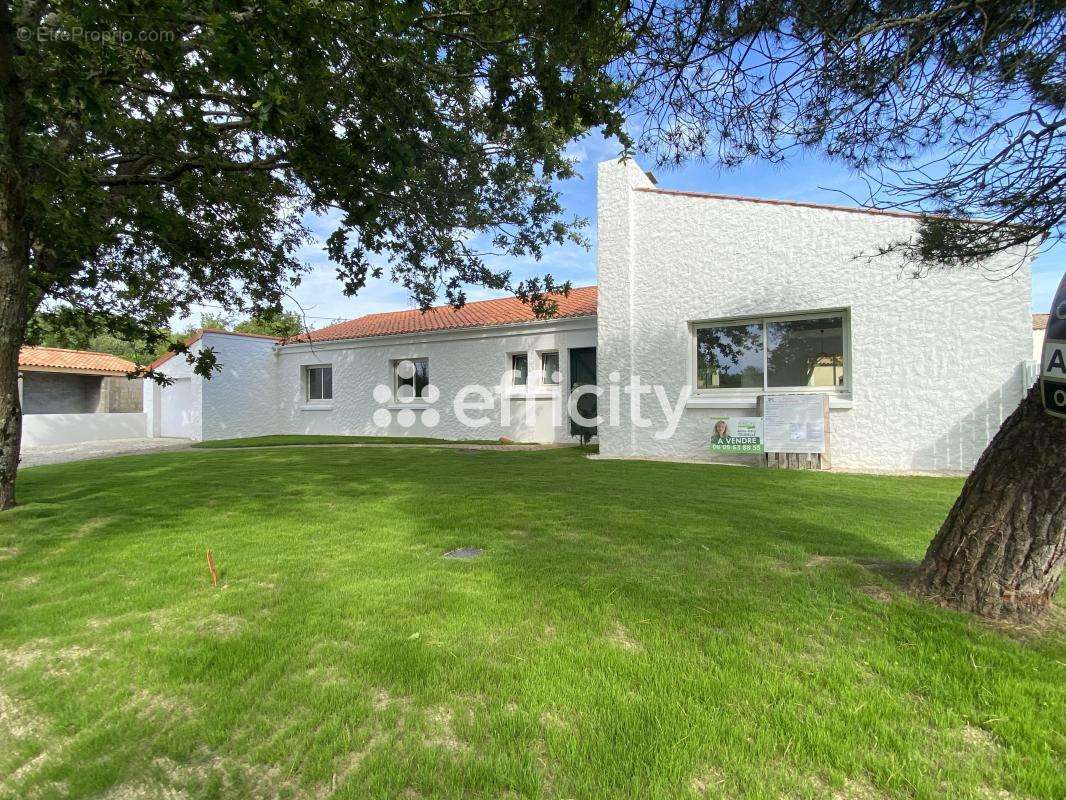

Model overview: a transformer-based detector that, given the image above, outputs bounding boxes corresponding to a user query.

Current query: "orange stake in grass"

[206,550,219,587]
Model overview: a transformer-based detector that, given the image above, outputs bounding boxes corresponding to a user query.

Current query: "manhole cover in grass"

[443,547,484,559]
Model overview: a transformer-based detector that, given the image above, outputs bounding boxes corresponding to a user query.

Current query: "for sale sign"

[710,417,764,454]
[1041,272,1066,418]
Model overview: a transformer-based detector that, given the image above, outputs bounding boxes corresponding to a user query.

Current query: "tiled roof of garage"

[19,346,136,375]
[1033,314,1049,330]
[287,286,598,344]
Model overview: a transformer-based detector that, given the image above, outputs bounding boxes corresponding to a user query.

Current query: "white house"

[595,161,1033,472]
[146,159,1036,473]
[145,298,597,444]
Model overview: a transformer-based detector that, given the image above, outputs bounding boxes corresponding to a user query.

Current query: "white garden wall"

[22,412,146,447]
[596,159,1034,472]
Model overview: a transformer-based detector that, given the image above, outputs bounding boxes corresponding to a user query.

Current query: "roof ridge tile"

[286,285,598,345]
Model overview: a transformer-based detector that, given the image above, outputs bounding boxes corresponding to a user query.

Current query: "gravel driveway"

[20,437,193,468]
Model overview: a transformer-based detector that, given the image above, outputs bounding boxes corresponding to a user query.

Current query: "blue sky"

[181,129,1063,329]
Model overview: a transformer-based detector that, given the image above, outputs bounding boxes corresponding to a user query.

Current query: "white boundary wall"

[22,412,146,447]
[596,159,1034,472]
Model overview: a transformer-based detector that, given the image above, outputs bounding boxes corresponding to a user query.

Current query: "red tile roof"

[289,286,598,344]
[1033,313,1049,330]
[19,346,136,375]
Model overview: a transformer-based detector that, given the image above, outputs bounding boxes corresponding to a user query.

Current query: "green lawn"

[1,448,1062,800]
[192,434,522,448]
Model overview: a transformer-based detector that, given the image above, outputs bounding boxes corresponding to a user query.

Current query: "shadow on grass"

[4,447,1062,799]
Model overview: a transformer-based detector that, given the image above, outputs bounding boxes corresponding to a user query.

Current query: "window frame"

[305,364,333,403]
[538,350,561,386]
[510,352,529,387]
[691,309,851,395]
[392,357,430,403]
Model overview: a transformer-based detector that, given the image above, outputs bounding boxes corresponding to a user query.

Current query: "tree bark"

[0,282,25,510]
[0,1,30,509]
[914,382,1066,620]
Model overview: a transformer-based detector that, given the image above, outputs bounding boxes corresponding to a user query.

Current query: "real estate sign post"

[1041,273,1066,419]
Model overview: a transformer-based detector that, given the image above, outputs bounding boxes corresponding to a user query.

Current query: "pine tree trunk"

[914,383,1066,620]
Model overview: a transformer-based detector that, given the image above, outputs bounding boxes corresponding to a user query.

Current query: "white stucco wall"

[274,319,596,443]
[145,333,280,441]
[198,333,280,441]
[22,412,146,447]
[596,159,1034,472]
[145,340,203,440]
[149,320,596,445]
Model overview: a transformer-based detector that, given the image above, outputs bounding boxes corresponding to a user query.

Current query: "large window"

[306,365,333,401]
[394,358,429,401]
[695,312,847,392]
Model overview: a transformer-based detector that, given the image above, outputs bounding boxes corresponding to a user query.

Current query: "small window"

[394,358,429,401]
[307,365,333,401]
[511,353,529,386]
[540,351,560,385]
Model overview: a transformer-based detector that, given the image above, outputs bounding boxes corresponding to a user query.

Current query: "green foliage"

[25,308,238,364]
[26,309,171,363]
[8,0,629,377]
[191,313,234,335]
[624,0,1063,266]
[233,310,302,338]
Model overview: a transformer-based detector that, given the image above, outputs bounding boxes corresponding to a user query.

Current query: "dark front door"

[568,347,597,441]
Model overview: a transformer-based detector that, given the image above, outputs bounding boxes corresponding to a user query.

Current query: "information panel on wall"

[762,394,826,453]
[709,417,764,454]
